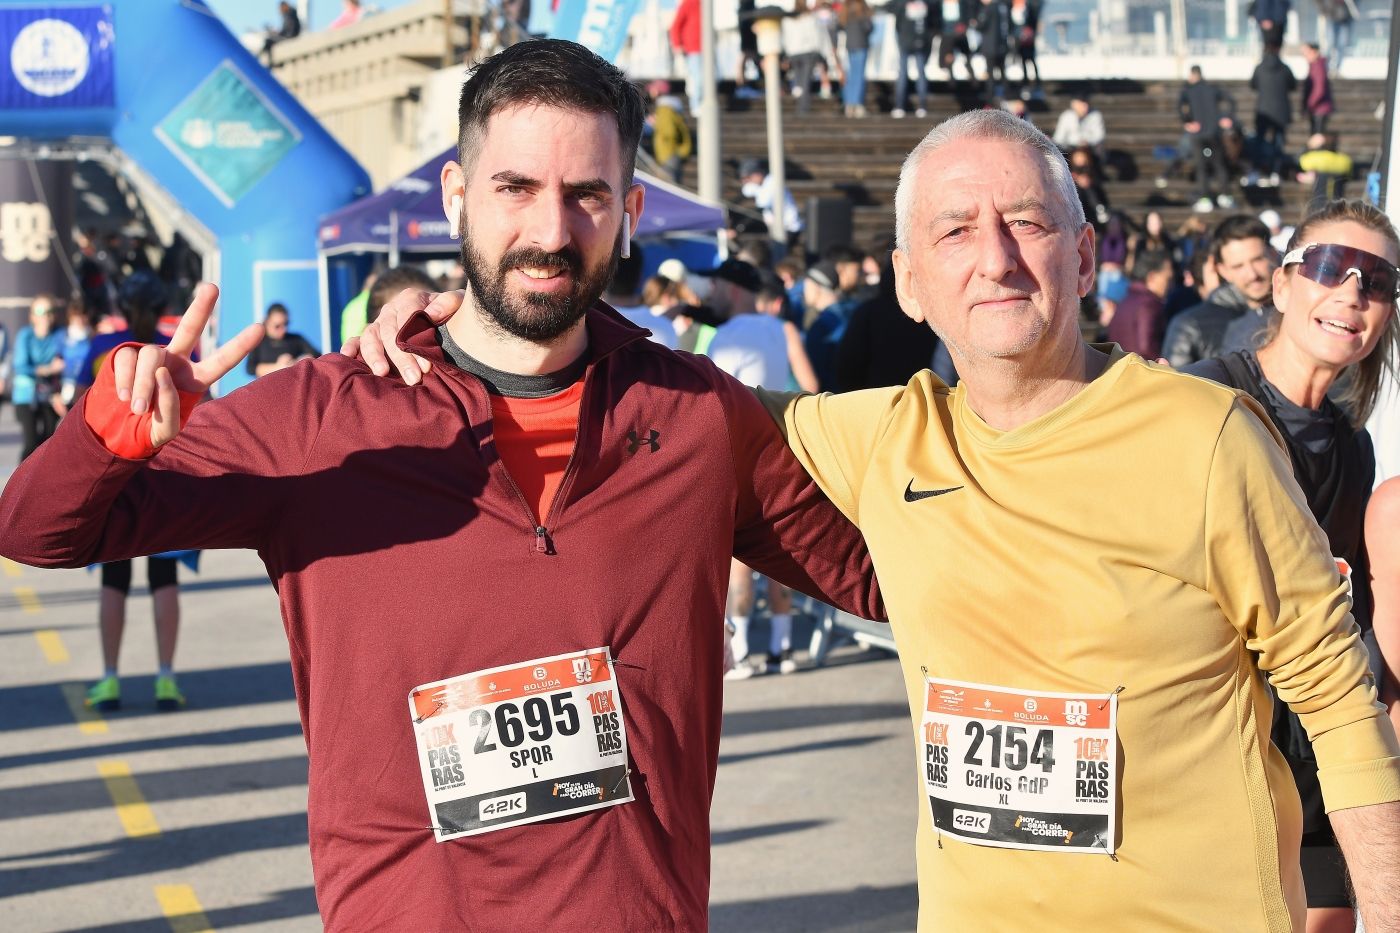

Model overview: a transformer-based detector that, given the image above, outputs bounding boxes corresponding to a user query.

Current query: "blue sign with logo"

[154,60,302,208]
[1,4,114,109]
[550,0,642,64]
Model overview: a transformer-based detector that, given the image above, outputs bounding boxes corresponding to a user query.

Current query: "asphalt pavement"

[0,403,919,932]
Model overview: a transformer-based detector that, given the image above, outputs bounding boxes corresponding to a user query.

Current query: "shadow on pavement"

[710,881,918,933]
[0,721,305,770]
[0,755,308,822]
[722,702,908,738]
[0,812,309,898]
[59,886,320,932]
[719,734,887,767]
[0,660,297,732]
[712,820,828,847]
[0,622,94,636]
[0,575,273,613]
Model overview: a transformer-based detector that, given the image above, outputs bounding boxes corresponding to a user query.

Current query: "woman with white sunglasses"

[1187,198,1399,933]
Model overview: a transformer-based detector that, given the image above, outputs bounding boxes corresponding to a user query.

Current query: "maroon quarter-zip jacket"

[0,305,881,931]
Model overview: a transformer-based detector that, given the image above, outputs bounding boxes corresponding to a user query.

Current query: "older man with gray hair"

[357,108,1400,930]
[768,108,1400,931]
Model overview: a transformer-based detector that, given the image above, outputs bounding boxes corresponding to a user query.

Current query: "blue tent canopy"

[318,146,724,258]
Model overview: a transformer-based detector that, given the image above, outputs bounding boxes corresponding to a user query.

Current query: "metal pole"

[697,0,721,202]
[1170,0,1187,81]
[443,0,454,67]
[762,49,786,248]
[1381,0,1400,214]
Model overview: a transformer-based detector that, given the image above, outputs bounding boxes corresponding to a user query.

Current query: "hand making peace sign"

[109,283,267,448]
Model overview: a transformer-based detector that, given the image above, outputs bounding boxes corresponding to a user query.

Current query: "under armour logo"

[626,429,660,455]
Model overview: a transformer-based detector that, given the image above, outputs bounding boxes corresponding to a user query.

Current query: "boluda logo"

[952,809,991,833]
[479,792,526,821]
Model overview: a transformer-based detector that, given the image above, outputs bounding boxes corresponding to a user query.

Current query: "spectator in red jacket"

[669,0,703,113]
[1301,43,1334,134]
[1106,249,1173,360]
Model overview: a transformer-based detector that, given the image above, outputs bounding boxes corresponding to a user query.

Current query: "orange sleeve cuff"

[82,342,203,460]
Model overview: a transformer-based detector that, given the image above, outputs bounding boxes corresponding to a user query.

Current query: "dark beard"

[460,223,619,344]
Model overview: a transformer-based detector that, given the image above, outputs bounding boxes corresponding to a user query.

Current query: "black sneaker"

[765,650,798,675]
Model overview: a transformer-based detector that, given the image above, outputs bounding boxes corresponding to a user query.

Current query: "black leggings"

[16,402,58,462]
[101,557,179,594]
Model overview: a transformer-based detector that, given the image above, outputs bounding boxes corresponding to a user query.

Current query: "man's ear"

[893,249,925,324]
[441,161,466,239]
[624,183,645,237]
[1076,223,1097,298]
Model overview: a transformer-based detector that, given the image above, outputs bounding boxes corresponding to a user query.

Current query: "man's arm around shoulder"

[716,373,883,622]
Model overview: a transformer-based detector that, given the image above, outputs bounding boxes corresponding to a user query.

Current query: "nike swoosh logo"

[904,480,964,502]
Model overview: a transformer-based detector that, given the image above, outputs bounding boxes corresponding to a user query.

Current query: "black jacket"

[1178,80,1236,130]
[835,294,940,392]
[976,0,1009,58]
[892,0,940,53]
[939,0,978,34]
[1250,53,1297,126]
[1160,283,1252,368]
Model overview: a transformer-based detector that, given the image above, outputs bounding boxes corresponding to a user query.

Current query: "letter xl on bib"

[409,646,633,841]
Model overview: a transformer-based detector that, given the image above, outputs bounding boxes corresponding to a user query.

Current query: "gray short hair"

[894,110,1086,251]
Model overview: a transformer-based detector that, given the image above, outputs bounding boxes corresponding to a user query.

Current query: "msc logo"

[1,202,53,263]
[626,429,660,455]
[1064,700,1089,727]
[479,792,526,821]
[952,809,991,833]
[572,657,594,684]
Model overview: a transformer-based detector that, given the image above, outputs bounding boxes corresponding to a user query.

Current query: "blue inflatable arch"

[1,0,369,392]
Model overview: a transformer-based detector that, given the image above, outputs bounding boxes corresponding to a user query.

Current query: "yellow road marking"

[1,557,20,577]
[14,586,41,613]
[35,630,70,664]
[155,884,214,933]
[97,760,161,838]
[60,683,108,735]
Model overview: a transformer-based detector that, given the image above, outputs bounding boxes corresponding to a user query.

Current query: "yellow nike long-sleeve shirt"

[773,348,1400,931]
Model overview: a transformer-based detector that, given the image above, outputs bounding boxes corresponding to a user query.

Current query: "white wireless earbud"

[448,195,463,240]
[621,212,632,259]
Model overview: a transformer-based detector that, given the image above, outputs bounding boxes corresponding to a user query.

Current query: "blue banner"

[549,0,641,64]
[154,60,302,207]
[1,4,114,109]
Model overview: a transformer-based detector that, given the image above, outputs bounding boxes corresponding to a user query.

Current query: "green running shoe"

[85,676,121,712]
[154,675,186,712]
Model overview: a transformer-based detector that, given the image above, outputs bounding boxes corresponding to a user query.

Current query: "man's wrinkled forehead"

[914,144,1065,234]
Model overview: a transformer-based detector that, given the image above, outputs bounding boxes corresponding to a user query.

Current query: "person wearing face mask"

[12,294,65,461]
[739,159,803,245]
[1187,198,1399,933]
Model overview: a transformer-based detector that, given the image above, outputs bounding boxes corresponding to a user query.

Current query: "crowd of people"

[670,0,1046,120]
[2,26,1398,933]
